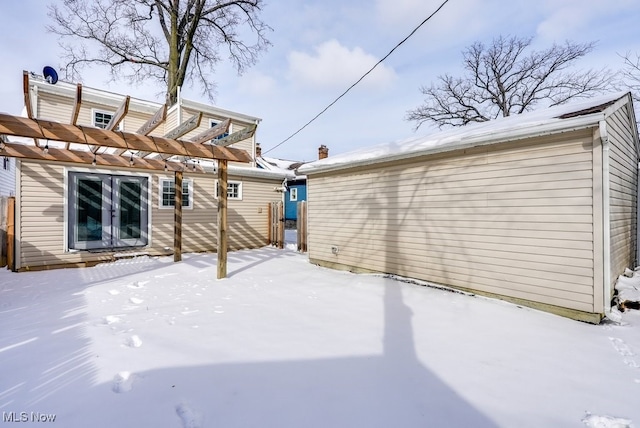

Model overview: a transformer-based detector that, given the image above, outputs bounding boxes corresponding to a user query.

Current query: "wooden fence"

[0,196,15,269]
[296,201,307,253]
[268,200,307,252]
[268,201,284,249]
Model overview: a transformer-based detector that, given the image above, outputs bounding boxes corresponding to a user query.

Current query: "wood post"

[7,196,15,271]
[297,201,307,253]
[217,160,228,279]
[267,203,272,245]
[174,170,183,262]
[277,201,284,249]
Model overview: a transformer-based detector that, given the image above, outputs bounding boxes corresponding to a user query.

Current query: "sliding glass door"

[69,173,148,250]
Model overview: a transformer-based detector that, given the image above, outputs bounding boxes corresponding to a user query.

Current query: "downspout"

[600,120,612,315]
[176,86,182,126]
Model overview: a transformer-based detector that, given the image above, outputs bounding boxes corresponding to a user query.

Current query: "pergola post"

[217,160,228,279]
[174,170,183,262]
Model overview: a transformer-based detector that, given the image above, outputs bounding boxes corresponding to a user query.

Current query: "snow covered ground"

[1,236,639,427]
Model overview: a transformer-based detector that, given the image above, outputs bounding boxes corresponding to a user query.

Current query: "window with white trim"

[93,110,114,129]
[289,187,298,201]
[159,178,193,209]
[210,119,231,142]
[215,180,243,200]
[93,109,123,130]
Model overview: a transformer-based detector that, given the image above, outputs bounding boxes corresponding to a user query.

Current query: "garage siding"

[607,104,638,288]
[308,131,596,312]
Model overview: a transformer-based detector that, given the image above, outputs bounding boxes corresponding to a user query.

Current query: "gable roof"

[299,92,637,175]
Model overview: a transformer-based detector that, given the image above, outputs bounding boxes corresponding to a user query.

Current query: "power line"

[263,0,451,155]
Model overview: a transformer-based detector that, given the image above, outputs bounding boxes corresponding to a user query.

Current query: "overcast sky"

[0,0,639,162]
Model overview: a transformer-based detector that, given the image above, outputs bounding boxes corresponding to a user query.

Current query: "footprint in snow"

[128,281,149,289]
[103,315,122,325]
[129,297,144,304]
[609,337,634,357]
[112,371,135,393]
[609,337,639,369]
[176,403,202,428]
[125,335,142,348]
[582,412,633,428]
[108,290,120,296]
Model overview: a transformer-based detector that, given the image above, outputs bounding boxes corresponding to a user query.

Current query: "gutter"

[600,119,612,316]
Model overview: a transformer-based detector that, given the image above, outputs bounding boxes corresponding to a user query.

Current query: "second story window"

[210,119,230,142]
[93,110,115,129]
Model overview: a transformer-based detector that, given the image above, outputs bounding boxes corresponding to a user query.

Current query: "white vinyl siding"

[607,104,638,289]
[307,131,596,313]
[17,160,281,269]
[0,156,15,196]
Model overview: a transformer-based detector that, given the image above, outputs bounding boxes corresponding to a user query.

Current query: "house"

[298,92,640,323]
[0,137,14,196]
[0,73,288,271]
[256,145,330,227]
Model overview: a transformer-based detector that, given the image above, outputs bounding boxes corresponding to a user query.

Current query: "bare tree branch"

[407,35,613,129]
[47,0,272,105]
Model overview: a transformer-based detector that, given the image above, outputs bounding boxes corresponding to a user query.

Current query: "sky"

[0,0,639,162]
[1,239,639,427]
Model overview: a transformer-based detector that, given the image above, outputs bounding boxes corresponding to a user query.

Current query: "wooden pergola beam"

[0,141,208,173]
[214,124,257,148]
[22,71,34,120]
[189,118,231,144]
[165,112,203,140]
[106,95,130,131]
[137,104,167,135]
[0,113,252,163]
[113,103,167,156]
[140,112,203,159]
[70,84,82,126]
[22,71,40,149]
[67,84,83,149]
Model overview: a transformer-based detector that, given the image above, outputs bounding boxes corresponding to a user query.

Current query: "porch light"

[92,153,97,166]
[129,154,134,166]
[43,141,49,155]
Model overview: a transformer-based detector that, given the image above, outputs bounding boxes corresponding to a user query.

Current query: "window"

[159,178,193,209]
[289,187,298,202]
[93,110,114,129]
[215,180,243,200]
[210,119,230,142]
[68,173,149,250]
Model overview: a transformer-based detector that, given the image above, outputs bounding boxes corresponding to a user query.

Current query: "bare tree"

[621,51,640,103]
[407,35,611,129]
[48,0,271,105]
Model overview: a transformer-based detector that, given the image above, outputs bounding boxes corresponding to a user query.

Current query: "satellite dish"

[43,66,58,84]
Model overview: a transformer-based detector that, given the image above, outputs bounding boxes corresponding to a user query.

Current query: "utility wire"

[263,0,451,155]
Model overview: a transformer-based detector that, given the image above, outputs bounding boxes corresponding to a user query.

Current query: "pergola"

[0,72,257,278]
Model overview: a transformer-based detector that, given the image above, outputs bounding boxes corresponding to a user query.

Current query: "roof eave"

[300,113,605,175]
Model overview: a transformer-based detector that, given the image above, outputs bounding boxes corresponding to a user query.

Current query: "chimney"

[255,143,262,158]
[318,145,329,160]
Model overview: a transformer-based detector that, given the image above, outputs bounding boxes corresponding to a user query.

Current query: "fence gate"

[0,196,15,269]
[268,201,284,249]
[296,201,307,253]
